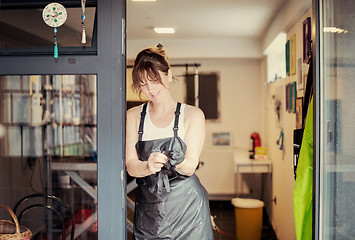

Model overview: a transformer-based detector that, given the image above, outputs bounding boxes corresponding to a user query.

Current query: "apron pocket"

[136,201,168,233]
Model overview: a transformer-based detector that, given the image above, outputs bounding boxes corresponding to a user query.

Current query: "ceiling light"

[323,26,348,34]
[323,27,338,33]
[154,27,175,34]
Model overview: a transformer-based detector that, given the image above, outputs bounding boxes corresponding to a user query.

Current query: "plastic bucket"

[231,198,264,240]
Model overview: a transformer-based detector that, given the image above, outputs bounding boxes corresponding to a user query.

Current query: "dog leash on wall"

[211,215,235,240]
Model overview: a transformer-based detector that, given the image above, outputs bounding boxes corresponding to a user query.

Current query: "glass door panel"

[319,0,355,238]
[0,7,96,48]
[0,74,98,240]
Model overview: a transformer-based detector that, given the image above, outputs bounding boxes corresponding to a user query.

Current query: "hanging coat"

[293,97,313,240]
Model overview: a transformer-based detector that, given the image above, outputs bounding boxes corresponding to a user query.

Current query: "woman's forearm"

[175,157,199,176]
[126,159,151,178]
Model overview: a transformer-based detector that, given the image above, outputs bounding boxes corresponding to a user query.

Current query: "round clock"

[42,2,67,28]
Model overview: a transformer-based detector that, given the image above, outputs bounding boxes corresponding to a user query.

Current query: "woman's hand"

[147,152,168,174]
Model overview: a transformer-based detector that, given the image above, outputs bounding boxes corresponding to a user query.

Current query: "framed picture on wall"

[290,34,296,75]
[296,97,303,129]
[291,81,297,113]
[285,40,290,76]
[288,82,297,113]
[297,58,304,96]
[289,83,293,113]
[212,132,231,146]
[303,17,312,63]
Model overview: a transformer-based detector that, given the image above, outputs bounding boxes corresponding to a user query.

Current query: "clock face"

[42,3,67,28]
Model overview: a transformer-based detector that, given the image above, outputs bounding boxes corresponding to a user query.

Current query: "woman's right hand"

[147,152,168,174]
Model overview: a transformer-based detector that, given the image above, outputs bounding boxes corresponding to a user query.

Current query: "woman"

[126,44,214,239]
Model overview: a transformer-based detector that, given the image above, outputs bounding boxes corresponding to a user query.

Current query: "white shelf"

[51,162,97,171]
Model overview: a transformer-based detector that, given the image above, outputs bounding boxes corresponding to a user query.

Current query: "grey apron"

[133,102,214,240]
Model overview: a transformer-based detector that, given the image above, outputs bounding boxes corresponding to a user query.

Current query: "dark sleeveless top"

[133,102,214,240]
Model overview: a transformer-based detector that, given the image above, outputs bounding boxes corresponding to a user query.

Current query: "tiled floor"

[210,200,278,240]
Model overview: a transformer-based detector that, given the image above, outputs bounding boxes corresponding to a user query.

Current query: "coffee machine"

[249,132,261,159]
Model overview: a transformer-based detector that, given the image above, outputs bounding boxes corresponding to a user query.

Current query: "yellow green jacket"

[293,97,313,240]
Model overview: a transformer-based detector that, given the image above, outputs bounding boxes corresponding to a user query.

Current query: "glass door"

[0,1,126,238]
[0,74,98,239]
[317,0,355,238]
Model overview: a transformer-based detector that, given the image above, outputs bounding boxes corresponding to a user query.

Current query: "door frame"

[0,0,127,238]
[312,0,321,239]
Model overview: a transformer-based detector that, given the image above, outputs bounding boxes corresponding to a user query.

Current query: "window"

[186,73,219,120]
[263,32,286,82]
[0,1,97,55]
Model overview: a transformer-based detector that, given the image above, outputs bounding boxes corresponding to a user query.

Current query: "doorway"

[0,0,126,239]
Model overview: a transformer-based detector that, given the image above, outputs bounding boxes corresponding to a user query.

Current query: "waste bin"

[231,198,264,240]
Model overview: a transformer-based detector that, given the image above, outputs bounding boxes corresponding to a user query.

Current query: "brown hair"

[131,44,170,96]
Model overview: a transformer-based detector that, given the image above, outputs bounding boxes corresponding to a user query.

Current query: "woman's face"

[140,70,172,102]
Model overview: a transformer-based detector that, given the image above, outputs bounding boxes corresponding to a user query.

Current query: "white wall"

[262,8,312,240]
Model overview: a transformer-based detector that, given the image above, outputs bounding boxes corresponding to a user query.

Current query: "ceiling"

[0,0,297,59]
[127,0,287,40]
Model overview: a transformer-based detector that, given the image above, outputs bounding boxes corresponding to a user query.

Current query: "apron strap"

[173,102,182,138]
[138,103,148,141]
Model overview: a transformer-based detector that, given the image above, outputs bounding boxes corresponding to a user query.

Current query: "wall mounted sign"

[290,34,296,75]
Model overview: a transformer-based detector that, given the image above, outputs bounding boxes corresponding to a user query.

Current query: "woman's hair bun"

[153,43,167,61]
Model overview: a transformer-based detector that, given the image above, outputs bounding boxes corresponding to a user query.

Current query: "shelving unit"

[0,74,98,239]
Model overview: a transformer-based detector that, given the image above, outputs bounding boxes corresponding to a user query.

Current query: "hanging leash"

[211,215,235,240]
